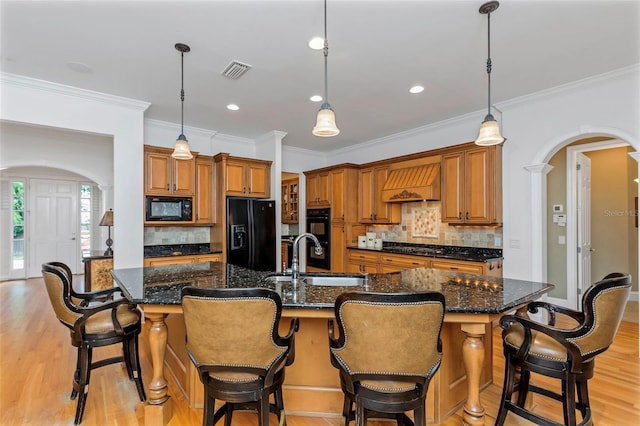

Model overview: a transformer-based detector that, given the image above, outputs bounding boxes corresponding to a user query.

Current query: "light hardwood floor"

[1,277,639,425]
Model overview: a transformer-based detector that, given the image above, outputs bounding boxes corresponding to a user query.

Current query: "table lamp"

[99,209,114,256]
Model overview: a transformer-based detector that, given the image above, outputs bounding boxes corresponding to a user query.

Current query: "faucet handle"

[314,246,323,255]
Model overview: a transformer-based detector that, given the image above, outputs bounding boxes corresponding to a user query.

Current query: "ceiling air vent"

[221,60,252,80]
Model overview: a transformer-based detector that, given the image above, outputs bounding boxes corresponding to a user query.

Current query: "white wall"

[0,73,149,271]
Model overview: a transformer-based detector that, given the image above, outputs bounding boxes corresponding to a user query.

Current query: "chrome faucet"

[291,233,323,280]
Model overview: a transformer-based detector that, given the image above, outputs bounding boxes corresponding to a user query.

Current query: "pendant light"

[475,1,506,146]
[172,43,193,160]
[312,0,340,137]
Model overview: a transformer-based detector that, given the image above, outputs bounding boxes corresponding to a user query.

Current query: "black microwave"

[145,196,193,222]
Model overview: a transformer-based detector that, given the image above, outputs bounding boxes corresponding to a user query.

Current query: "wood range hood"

[381,162,441,202]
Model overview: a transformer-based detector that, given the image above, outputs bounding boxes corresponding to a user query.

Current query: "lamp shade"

[312,105,340,137]
[474,116,505,146]
[172,135,193,160]
[99,209,113,227]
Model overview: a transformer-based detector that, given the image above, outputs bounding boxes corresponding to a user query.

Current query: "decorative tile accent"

[412,207,439,238]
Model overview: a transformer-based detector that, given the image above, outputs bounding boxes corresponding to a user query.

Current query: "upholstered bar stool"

[181,287,299,426]
[328,291,446,426]
[496,272,631,426]
[41,262,146,424]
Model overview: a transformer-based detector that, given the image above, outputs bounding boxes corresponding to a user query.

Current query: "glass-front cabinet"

[281,176,299,223]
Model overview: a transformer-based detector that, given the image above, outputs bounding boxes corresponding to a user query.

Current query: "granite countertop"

[144,243,222,258]
[111,262,553,314]
[349,242,503,262]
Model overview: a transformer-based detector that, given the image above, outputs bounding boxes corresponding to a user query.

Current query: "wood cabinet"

[379,253,430,273]
[143,253,222,267]
[82,254,113,291]
[347,248,503,277]
[195,156,214,224]
[358,165,400,224]
[144,145,195,196]
[281,178,299,223]
[305,171,331,207]
[347,249,380,274]
[442,145,502,225]
[430,258,502,277]
[223,156,271,198]
[330,167,359,223]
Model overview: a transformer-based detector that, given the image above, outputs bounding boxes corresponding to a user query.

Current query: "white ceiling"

[1,0,639,152]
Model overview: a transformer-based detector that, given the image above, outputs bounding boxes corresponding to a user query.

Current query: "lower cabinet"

[430,258,502,277]
[144,253,222,267]
[379,253,430,273]
[347,250,380,273]
[347,249,503,277]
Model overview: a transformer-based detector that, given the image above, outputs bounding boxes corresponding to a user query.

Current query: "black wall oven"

[306,208,330,270]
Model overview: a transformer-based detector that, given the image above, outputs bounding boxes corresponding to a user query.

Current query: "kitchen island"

[111,262,553,426]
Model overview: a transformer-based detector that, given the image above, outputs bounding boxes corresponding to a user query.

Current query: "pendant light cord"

[323,0,329,106]
[180,50,185,136]
[485,10,492,117]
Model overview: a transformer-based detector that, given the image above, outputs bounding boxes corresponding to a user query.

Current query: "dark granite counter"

[111,262,552,314]
[143,243,221,258]
[349,242,503,262]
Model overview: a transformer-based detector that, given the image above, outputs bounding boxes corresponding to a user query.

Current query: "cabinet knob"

[466,212,470,220]
[458,212,462,220]
[243,186,246,193]
[248,187,252,194]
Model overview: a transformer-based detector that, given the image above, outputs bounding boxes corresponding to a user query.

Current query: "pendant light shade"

[172,43,193,160]
[475,114,503,146]
[313,103,340,137]
[312,0,339,137]
[475,1,505,146]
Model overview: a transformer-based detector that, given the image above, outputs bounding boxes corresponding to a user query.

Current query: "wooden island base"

[162,308,493,424]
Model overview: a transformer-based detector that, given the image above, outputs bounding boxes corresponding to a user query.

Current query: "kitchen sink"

[265,274,366,287]
[302,276,365,286]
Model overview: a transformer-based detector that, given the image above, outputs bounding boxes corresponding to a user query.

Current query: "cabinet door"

[145,257,196,267]
[316,172,331,206]
[358,168,375,222]
[195,254,221,262]
[331,170,345,221]
[246,163,270,197]
[172,156,195,195]
[195,158,213,223]
[330,223,346,272]
[431,259,484,275]
[442,153,464,223]
[372,166,399,223]
[145,151,171,194]
[465,147,491,223]
[225,161,247,196]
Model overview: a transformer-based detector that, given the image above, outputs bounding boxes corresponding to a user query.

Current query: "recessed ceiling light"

[409,85,424,94]
[308,37,324,50]
[66,61,93,74]
[310,95,323,102]
[226,104,239,111]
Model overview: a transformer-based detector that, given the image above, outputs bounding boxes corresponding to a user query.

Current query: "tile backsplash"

[367,201,502,248]
[144,226,210,246]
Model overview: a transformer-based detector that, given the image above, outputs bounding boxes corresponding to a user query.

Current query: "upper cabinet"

[305,170,331,207]
[358,165,401,224]
[441,145,502,225]
[144,145,195,196]
[195,155,214,224]
[216,154,272,198]
[329,166,359,223]
[281,177,299,223]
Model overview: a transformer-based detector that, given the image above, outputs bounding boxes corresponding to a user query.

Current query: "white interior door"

[576,152,592,308]
[28,179,79,277]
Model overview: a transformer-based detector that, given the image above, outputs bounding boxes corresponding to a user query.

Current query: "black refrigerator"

[226,197,276,271]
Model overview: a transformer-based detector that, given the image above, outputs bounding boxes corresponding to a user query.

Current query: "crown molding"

[0,72,150,111]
